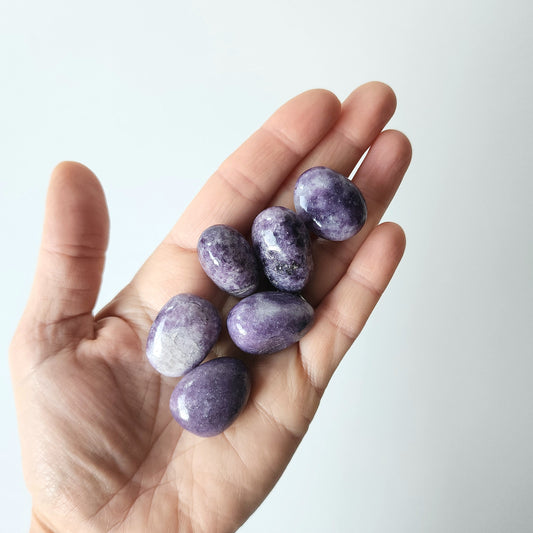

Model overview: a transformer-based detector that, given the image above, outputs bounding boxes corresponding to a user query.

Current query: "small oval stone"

[169,357,251,437]
[227,291,314,354]
[294,166,367,241]
[252,206,313,292]
[146,294,221,377]
[198,224,260,298]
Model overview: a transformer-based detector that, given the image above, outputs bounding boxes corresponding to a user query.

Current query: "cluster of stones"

[146,166,367,437]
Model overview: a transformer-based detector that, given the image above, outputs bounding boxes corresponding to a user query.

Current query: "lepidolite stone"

[227,291,314,354]
[294,166,367,241]
[169,357,251,437]
[198,225,260,297]
[146,294,221,377]
[252,206,313,292]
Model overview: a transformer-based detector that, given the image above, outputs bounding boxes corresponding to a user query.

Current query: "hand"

[10,82,411,533]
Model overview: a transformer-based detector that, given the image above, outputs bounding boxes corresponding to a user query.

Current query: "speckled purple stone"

[146,294,222,377]
[198,224,260,298]
[252,206,313,292]
[294,166,367,241]
[169,357,251,437]
[227,291,314,354]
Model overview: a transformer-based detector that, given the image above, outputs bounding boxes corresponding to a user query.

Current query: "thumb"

[14,162,110,364]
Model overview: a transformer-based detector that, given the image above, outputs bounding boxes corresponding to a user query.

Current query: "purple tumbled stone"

[169,357,251,437]
[294,166,367,241]
[252,206,313,292]
[146,294,221,377]
[198,224,260,297]
[227,291,314,354]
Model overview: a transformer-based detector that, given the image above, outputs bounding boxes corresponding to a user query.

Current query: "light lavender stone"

[198,224,260,297]
[227,291,314,354]
[294,166,367,241]
[252,206,313,292]
[146,294,221,377]
[169,357,251,437]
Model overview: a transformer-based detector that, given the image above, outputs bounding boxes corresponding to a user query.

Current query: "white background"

[1,0,532,531]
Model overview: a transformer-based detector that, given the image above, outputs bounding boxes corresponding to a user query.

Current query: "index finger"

[99,90,343,320]
[168,89,342,249]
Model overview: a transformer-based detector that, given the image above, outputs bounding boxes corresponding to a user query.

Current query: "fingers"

[170,89,342,249]
[269,81,398,207]
[109,89,340,319]
[16,162,109,357]
[127,83,398,318]
[169,82,396,249]
[300,222,406,392]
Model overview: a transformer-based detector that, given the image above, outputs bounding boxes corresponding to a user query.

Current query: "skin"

[9,82,412,533]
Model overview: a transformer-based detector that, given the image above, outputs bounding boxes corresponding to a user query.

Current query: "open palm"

[10,83,411,533]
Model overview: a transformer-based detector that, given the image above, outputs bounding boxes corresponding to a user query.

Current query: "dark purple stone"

[146,294,221,377]
[169,357,251,437]
[227,291,314,354]
[252,206,313,292]
[198,225,260,298]
[294,166,367,241]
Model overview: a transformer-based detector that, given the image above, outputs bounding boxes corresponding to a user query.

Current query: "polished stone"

[294,166,367,241]
[252,206,313,292]
[169,357,251,437]
[227,291,314,354]
[198,224,260,297]
[146,294,221,377]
